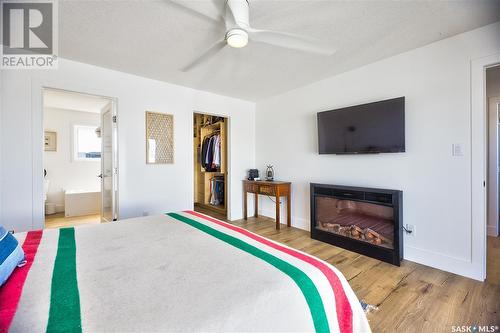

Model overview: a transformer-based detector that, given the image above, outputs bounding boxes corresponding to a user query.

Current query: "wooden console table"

[243,180,291,229]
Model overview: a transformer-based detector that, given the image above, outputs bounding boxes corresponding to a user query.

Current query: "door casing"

[40,87,119,224]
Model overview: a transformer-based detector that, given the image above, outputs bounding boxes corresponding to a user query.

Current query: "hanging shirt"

[201,136,210,169]
[205,136,215,170]
[212,135,221,168]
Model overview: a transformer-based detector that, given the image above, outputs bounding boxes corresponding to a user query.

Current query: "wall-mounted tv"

[317,97,405,154]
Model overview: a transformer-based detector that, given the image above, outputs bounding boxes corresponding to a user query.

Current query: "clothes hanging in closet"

[209,176,224,206]
[201,133,221,172]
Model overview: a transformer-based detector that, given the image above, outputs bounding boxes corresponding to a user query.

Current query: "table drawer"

[245,183,258,193]
[258,185,275,196]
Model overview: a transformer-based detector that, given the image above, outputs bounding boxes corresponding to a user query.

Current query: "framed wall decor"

[145,111,174,164]
[44,131,57,151]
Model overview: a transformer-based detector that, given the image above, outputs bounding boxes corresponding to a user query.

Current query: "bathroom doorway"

[486,65,500,284]
[42,88,118,229]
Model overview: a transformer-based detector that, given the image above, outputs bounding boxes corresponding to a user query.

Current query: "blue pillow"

[0,226,26,286]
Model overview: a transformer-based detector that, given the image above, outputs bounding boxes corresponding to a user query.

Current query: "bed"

[0,211,371,333]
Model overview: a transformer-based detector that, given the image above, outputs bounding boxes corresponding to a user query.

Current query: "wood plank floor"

[194,204,227,221]
[221,216,500,333]
[45,213,101,229]
[45,207,500,332]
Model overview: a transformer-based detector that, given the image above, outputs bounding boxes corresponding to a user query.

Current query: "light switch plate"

[452,143,464,156]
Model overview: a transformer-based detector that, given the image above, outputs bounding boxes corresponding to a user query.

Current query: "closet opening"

[193,113,228,221]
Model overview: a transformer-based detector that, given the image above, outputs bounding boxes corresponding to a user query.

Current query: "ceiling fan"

[172,0,336,71]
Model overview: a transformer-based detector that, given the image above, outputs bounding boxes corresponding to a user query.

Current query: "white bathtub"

[65,189,101,217]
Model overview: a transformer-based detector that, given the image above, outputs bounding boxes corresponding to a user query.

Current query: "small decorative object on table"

[265,165,274,181]
[248,169,259,180]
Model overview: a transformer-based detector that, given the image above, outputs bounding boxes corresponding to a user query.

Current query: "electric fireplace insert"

[310,183,403,265]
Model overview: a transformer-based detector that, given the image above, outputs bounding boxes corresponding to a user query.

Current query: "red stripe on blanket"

[185,210,353,333]
[0,230,43,333]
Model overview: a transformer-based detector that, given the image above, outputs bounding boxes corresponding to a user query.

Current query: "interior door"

[101,102,118,222]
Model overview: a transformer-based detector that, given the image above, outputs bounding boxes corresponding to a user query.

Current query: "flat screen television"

[317,97,405,154]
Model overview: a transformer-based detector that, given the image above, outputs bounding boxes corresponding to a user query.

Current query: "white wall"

[255,22,500,280]
[43,108,101,212]
[0,59,255,232]
[0,69,3,229]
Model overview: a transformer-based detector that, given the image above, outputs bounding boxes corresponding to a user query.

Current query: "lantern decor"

[265,165,274,181]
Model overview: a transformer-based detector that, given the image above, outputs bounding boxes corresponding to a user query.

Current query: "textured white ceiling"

[59,0,500,101]
[43,89,110,113]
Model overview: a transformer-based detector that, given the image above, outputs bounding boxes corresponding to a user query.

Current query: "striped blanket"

[0,211,371,333]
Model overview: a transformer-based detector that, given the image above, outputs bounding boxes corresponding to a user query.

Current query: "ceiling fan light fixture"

[179,0,337,71]
[226,28,248,48]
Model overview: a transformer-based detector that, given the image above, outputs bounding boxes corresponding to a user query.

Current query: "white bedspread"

[1,211,370,333]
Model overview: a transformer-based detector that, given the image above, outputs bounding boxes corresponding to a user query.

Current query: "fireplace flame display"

[315,197,394,249]
[310,184,402,265]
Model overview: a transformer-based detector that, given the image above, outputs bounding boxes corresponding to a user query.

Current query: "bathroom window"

[73,125,101,161]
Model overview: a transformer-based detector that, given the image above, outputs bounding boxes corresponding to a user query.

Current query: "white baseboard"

[258,209,310,231]
[404,245,483,281]
[487,224,499,236]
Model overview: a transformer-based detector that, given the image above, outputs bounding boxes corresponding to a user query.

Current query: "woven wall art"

[146,111,174,164]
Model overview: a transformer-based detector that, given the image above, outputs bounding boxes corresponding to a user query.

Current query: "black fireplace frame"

[310,183,403,266]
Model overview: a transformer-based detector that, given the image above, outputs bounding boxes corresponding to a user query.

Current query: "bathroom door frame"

[40,87,119,223]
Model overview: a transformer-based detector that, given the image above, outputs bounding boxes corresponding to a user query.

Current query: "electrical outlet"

[405,224,415,237]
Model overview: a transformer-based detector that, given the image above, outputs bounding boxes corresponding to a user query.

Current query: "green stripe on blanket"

[167,212,330,333]
[47,228,82,333]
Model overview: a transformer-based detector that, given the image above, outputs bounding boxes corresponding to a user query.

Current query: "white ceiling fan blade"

[168,0,224,23]
[225,0,249,29]
[181,40,226,72]
[248,28,335,56]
